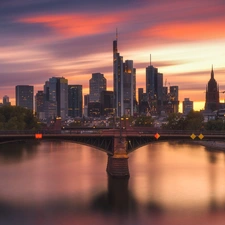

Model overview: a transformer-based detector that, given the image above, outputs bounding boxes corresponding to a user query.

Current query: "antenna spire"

[150,54,151,66]
[211,64,214,79]
[116,28,118,41]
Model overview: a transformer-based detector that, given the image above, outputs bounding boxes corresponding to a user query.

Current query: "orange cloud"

[18,13,126,37]
[142,19,225,41]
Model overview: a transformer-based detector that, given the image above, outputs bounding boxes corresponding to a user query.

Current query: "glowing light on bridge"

[35,134,43,139]
[154,133,160,140]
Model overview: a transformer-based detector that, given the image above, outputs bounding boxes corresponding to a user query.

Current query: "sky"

[0,0,225,111]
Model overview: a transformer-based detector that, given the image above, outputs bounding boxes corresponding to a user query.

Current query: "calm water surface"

[0,140,225,225]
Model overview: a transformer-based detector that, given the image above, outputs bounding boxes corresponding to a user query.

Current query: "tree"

[185,110,204,130]
[162,113,183,130]
[205,119,225,131]
[0,106,39,130]
[162,110,204,130]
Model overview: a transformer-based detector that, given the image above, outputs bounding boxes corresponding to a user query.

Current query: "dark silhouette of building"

[35,91,45,120]
[138,88,150,115]
[3,95,11,106]
[146,60,163,115]
[205,66,219,112]
[113,32,137,117]
[100,91,114,117]
[89,73,106,102]
[15,85,34,111]
[123,60,136,116]
[68,85,83,118]
[88,102,101,117]
[169,86,179,113]
[84,94,89,117]
[183,98,193,115]
[113,33,124,117]
[44,77,68,121]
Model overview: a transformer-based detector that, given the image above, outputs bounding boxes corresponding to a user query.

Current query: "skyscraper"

[35,91,45,120]
[138,88,149,115]
[146,62,163,114]
[123,60,135,116]
[44,77,68,120]
[68,85,83,117]
[205,66,219,112]
[169,86,179,113]
[83,94,89,117]
[183,98,193,115]
[15,85,34,111]
[113,34,137,117]
[100,91,114,117]
[113,34,124,117]
[89,73,106,102]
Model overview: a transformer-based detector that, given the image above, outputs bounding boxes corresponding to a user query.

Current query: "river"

[0,140,225,225]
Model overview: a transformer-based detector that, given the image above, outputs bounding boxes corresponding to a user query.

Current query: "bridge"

[1,128,225,177]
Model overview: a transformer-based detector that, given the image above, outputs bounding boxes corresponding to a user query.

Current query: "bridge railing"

[0,130,37,135]
[134,129,225,135]
[0,129,103,135]
[1,129,225,136]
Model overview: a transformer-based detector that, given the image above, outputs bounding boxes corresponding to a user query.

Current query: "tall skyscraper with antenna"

[146,55,163,114]
[113,31,137,117]
[113,30,124,117]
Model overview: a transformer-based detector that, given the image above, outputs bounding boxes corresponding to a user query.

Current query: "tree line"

[0,105,224,131]
[163,110,225,131]
[0,106,39,130]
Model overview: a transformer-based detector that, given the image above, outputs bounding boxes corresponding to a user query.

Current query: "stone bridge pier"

[106,136,130,177]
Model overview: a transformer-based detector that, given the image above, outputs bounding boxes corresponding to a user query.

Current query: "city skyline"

[1,0,225,111]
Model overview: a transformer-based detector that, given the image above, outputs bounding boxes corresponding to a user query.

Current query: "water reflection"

[0,141,225,225]
[0,141,38,163]
[91,176,137,215]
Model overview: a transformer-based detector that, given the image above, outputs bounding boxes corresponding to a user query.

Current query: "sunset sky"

[0,0,225,111]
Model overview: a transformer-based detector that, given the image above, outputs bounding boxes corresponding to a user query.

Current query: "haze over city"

[1,0,225,110]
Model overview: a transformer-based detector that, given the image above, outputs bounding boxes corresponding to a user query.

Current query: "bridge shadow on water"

[90,176,165,218]
[0,141,39,163]
[1,174,225,225]
[0,176,165,224]
[90,176,137,215]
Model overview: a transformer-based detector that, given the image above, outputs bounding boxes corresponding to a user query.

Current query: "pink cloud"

[18,13,127,38]
[141,19,225,42]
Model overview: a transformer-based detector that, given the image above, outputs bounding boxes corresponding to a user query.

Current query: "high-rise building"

[100,91,114,117]
[183,98,193,115]
[113,35,124,117]
[169,86,179,113]
[84,94,89,117]
[123,60,135,116]
[44,77,68,120]
[113,35,137,116]
[138,88,144,108]
[205,66,219,112]
[35,91,45,120]
[146,63,163,114]
[3,95,10,106]
[43,81,57,122]
[68,85,83,118]
[88,102,101,117]
[138,88,149,115]
[89,73,106,102]
[15,85,34,111]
